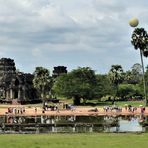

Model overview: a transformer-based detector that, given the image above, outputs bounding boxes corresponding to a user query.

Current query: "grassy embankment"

[0,99,144,109]
[76,100,144,108]
[0,133,148,148]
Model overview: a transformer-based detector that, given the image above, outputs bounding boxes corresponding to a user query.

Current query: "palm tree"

[33,67,52,105]
[131,28,148,106]
[108,65,124,104]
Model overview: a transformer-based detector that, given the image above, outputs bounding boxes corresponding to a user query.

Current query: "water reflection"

[0,115,146,133]
[108,116,144,132]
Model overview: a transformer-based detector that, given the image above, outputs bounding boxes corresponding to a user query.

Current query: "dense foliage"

[53,67,100,105]
[32,63,146,105]
[33,67,52,102]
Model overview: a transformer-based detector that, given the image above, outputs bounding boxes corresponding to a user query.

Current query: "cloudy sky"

[0,0,148,74]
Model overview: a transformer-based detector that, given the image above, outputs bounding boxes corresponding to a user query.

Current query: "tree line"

[33,63,148,105]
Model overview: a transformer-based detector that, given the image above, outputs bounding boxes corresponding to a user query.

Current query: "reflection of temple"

[0,58,38,104]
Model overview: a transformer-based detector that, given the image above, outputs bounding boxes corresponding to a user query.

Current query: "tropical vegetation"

[32,62,148,105]
[33,67,52,103]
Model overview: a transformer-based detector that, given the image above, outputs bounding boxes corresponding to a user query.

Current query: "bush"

[118,84,142,99]
[101,95,113,102]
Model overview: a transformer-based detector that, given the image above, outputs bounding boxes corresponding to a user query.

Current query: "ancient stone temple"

[52,66,67,78]
[0,58,38,104]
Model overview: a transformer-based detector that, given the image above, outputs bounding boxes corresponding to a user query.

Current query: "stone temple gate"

[0,58,38,104]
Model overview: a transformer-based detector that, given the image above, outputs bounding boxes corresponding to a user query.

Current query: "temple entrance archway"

[14,91,18,99]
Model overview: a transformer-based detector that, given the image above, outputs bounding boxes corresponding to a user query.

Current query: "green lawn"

[83,100,144,107]
[0,133,148,148]
[22,100,144,108]
[115,100,144,107]
[0,100,145,109]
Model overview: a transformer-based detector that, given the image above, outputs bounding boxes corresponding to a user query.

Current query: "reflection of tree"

[75,116,104,123]
[3,115,145,133]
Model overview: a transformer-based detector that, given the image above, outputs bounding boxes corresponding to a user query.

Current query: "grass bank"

[0,100,144,109]
[80,100,144,107]
[0,133,148,148]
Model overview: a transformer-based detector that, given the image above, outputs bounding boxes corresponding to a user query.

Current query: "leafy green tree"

[53,67,99,105]
[124,63,142,84]
[108,65,124,103]
[131,63,142,74]
[118,84,142,99]
[95,74,114,98]
[33,67,52,103]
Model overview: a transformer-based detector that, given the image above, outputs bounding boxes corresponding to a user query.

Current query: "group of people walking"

[7,107,25,114]
[103,104,146,114]
[5,103,147,116]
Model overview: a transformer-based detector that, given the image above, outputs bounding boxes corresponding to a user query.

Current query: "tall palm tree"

[33,67,52,104]
[131,28,148,106]
[108,65,124,104]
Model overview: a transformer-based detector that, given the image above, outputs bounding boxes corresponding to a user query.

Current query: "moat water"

[0,115,147,133]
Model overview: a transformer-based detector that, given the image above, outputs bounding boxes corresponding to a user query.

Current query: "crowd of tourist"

[41,102,75,113]
[103,104,145,114]
[4,103,146,116]
[7,107,25,114]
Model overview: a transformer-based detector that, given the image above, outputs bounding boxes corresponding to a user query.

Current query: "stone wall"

[0,58,39,104]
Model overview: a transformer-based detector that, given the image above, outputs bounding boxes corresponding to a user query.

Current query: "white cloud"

[31,48,42,57]
[0,0,148,73]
